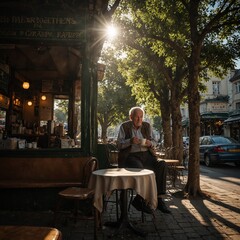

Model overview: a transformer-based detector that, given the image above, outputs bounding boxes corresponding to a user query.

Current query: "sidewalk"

[0,172,239,239]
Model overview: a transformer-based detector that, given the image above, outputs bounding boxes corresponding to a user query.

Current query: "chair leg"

[141,199,145,223]
[128,189,134,212]
[53,196,63,226]
[94,207,97,240]
[73,200,79,223]
[115,190,119,220]
[103,189,120,221]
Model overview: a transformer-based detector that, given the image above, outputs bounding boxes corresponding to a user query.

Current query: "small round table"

[88,168,158,237]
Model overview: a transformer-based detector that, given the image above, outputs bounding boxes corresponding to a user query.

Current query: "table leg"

[168,164,177,187]
[105,189,147,237]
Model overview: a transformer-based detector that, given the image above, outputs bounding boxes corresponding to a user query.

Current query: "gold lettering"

[25,30,53,38]
[11,15,78,25]
[57,31,83,39]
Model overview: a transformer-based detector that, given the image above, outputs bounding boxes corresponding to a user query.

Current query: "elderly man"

[117,106,171,214]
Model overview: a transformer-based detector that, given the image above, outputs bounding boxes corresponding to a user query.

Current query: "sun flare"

[106,25,118,39]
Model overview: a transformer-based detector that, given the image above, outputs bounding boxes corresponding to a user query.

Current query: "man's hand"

[131,137,152,147]
[131,137,140,145]
[145,139,152,147]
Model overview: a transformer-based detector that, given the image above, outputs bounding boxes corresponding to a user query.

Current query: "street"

[200,163,240,195]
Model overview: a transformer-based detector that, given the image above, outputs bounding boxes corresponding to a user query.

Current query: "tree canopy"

[97,46,137,141]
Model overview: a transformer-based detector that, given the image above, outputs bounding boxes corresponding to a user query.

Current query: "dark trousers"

[125,151,167,195]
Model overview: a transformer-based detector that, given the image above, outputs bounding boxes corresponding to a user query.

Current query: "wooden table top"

[163,159,180,164]
[0,226,62,240]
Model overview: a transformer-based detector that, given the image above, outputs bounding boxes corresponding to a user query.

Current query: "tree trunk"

[171,74,184,162]
[184,48,202,197]
[183,0,203,197]
[159,84,172,158]
[101,122,108,143]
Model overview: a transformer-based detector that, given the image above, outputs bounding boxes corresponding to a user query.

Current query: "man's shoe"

[131,197,153,214]
[157,198,171,214]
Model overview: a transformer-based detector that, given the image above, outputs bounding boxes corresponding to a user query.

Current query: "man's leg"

[144,153,171,214]
[154,159,167,195]
[124,153,153,214]
[153,159,171,214]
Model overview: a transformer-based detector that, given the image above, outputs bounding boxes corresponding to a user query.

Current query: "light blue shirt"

[117,123,156,153]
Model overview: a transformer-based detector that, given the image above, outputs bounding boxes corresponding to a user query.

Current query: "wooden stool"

[0,226,62,240]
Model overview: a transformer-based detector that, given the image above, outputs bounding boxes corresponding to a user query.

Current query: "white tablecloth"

[88,168,158,212]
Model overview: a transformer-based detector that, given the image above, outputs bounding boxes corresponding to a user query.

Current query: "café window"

[0,109,6,131]
[54,95,69,135]
[53,92,81,148]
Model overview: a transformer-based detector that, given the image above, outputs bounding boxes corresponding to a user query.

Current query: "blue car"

[199,135,240,167]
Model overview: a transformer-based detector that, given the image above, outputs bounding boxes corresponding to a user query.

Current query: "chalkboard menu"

[0,63,9,94]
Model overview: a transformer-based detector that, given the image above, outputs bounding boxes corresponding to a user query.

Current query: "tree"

[118,49,174,157]
[115,1,190,160]
[97,47,137,141]
[113,0,240,196]
[183,0,239,196]
[54,99,69,124]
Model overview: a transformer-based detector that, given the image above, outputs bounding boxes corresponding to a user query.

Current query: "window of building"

[212,81,220,95]
[235,81,240,94]
[236,102,240,109]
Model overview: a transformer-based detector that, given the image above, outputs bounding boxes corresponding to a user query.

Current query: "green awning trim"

[224,115,240,124]
[201,112,228,119]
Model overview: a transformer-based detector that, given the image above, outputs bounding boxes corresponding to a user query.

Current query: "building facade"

[182,69,240,141]
[224,69,240,141]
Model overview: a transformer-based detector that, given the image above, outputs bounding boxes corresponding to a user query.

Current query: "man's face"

[130,109,143,128]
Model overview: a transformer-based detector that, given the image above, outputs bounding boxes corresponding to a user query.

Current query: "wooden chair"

[175,165,185,183]
[166,159,185,187]
[53,157,100,240]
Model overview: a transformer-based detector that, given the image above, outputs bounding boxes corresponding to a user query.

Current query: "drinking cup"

[141,138,146,146]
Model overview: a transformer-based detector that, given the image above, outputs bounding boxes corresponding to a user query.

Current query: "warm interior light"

[41,95,47,101]
[27,101,33,106]
[22,81,30,89]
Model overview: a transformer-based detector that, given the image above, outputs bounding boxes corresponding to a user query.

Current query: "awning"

[224,115,240,124]
[201,112,229,119]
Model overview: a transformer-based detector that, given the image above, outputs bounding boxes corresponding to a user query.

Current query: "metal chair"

[103,144,120,220]
[167,160,185,187]
[53,157,100,240]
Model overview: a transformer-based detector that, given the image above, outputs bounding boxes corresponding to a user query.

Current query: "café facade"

[0,0,117,209]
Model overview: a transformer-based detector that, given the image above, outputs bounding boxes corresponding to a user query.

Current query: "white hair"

[129,107,145,117]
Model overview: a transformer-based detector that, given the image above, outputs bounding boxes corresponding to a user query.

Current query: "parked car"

[199,135,240,167]
[183,137,189,146]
